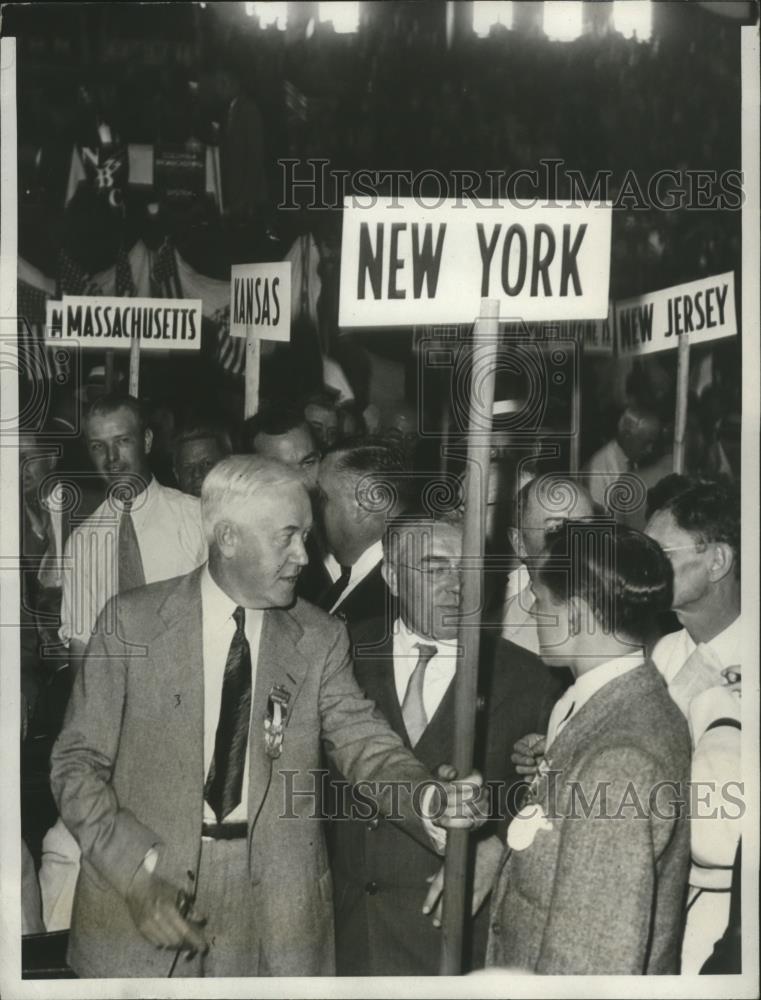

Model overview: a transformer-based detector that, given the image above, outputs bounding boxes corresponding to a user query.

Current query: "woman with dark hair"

[431,522,693,974]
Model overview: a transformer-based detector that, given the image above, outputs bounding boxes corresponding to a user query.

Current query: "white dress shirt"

[392,618,458,720]
[60,477,208,645]
[545,653,644,750]
[651,615,741,717]
[325,539,384,613]
[200,566,264,824]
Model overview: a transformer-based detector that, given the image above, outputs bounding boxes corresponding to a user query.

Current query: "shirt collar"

[112,474,157,514]
[201,563,239,629]
[706,614,742,668]
[349,539,384,584]
[395,617,459,659]
[566,652,644,715]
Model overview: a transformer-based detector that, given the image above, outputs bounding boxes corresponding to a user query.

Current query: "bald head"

[514,475,595,560]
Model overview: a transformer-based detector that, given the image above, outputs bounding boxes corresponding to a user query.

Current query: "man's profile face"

[229,482,312,607]
[85,407,152,491]
[519,482,593,561]
[625,417,662,467]
[387,523,463,641]
[645,509,710,611]
[254,425,320,489]
[530,573,572,665]
[175,437,225,498]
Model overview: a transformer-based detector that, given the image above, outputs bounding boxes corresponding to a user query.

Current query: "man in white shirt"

[315,441,410,631]
[502,474,595,655]
[583,405,663,511]
[41,394,208,932]
[332,512,559,975]
[50,456,482,977]
[645,480,742,970]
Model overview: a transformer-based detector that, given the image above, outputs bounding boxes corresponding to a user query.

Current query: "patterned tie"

[204,607,253,824]
[402,642,438,747]
[118,499,146,594]
[320,564,351,611]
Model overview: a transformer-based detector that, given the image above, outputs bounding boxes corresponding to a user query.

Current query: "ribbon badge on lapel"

[506,801,553,852]
[264,684,291,759]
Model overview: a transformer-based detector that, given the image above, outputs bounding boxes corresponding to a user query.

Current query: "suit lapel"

[247,607,310,825]
[153,568,205,790]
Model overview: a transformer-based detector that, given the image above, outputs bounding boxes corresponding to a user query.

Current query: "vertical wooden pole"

[570,339,582,475]
[673,335,691,474]
[104,349,115,393]
[128,337,140,397]
[439,299,499,976]
[244,329,261,419]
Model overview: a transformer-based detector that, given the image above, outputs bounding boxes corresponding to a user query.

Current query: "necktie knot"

[414,642,438,665]
[121,498,133,514]
[233,606,246,632]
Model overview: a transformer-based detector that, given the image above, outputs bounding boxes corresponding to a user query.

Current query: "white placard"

[615,272,737,357]
[53,296,202,350]
[338,197,612,326]
[45,299,63,336]
[230,262,291,341]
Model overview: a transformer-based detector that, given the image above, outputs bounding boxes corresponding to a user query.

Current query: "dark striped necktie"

[204,606,253,824]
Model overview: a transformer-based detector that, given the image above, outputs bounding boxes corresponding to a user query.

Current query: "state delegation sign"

[338,198,612,326]
[615,272,736,357]
[229,262,291,341]
[51,296,202,350]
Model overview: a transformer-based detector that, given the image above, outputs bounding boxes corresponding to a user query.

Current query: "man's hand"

[422,833,504,927]
[511,733,546,778]
[428,764,488,831]
[126,862,208,955]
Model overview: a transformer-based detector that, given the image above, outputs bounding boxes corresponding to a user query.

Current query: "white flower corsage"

[507,802,553,852]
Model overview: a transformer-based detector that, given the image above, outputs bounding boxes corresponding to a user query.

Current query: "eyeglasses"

[398,561,463,581]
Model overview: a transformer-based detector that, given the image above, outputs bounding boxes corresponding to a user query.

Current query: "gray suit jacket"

[486,661,691,975]
[50,566,432,978]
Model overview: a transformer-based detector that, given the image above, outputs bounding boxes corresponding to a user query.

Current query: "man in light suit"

[331,513,563,975]
[50,456,481,978]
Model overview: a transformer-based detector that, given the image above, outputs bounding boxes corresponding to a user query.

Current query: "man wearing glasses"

[329,511,562,976]
[645,480,742,972]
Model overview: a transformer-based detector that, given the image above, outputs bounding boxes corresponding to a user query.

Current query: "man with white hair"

[50,456,482,978]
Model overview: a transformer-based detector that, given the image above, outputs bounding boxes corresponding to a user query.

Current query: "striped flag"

[149,238,183,299]
[212,304,245,377]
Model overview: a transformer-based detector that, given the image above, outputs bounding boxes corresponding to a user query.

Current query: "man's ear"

[213,519,237,558]
[381,558,399,598]
[507,527,525,560]
[143,427,154,456]
[708,542,735,584]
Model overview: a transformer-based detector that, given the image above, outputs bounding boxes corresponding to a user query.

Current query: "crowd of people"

[17,361,743,977]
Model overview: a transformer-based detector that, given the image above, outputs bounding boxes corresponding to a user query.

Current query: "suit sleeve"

[50,598,163,898]
[318,623,435,848]
[536,746,665,975]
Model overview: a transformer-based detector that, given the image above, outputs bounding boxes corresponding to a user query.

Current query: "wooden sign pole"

[244,328,261,419]
[128,336,140,397]
[439,299,499,976]
[104,349,115,393]
[673,334,691,474]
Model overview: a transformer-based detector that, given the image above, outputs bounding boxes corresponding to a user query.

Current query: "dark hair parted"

[538,520,673,643]
[242,405,312,450]
[325,438,416,514]
[655,480,740,576]
[84,393,146,434]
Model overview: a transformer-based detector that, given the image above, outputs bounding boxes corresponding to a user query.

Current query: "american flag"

[149,238,183,299]
[56,245,136,297]
[212,305,245,377]
[17,277,68,383]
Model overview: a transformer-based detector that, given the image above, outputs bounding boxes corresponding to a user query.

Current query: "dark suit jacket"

[330,619,564,976]
[487,661,691,975]
[50,568,434,978]
[331,562,396,637]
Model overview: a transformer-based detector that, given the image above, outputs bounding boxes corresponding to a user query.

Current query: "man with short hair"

[172,424,232,498]
[645,480,742,971]
[243,405,321,489]
[50,456,482,977]
[315,442,410,630]
[331,512,560,975]
[40,393,207,933]
[502,474,596,655]
[304,392,339,451]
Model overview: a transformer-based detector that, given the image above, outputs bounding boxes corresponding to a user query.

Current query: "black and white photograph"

[0,2,758,996]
